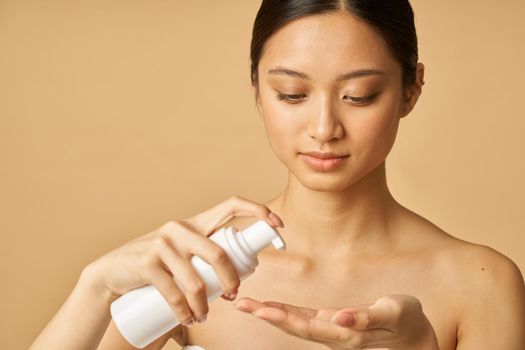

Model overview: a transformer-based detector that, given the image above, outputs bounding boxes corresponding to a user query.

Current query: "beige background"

[1,0,524,349]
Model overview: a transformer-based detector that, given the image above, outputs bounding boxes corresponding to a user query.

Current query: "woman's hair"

[250,0,419,97]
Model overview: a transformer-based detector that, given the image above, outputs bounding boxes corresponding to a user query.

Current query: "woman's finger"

[246,300,393,348]
[154,236,210,322]
[140,255,195,326]
[160,221,240,298]
[333,295,412,331]
[182,195,284,237]
[235,297,318,319]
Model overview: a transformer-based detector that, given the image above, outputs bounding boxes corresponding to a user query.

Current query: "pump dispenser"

[110,220,286,348]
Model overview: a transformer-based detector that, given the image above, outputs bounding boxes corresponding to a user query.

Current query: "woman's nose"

[306,94,344,143]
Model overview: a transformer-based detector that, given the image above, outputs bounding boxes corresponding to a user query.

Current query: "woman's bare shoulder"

[440,242,522,300]
[419,223,525,346]
[446,239,520,274]
[417,215,522,293]
[397,205,522,281]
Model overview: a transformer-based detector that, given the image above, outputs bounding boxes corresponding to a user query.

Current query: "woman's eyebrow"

[267,66,385,81]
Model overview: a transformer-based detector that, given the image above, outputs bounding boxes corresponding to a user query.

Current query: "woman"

[29,1,525,349]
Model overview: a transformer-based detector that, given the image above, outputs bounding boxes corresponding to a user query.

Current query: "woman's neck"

[266,161,402,260]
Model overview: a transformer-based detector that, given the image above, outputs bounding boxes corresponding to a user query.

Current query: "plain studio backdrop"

[1,1,524,348]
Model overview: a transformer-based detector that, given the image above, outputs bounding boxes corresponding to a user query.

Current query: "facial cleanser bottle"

[110,220,286,348]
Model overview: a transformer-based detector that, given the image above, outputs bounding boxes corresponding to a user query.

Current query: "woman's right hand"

[83,195,284,328]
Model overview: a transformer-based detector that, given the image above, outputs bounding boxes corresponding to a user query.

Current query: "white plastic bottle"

[110,219,286,348]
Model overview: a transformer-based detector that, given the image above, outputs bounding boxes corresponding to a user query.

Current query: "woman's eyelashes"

[276,93,306,102]
[275,92,380,105]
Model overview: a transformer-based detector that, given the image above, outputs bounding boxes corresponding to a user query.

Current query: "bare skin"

[29,8,525,350]
[182,194,524,350]
[181,10,525,350]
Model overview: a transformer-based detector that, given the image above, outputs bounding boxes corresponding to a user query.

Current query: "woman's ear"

[400,62,425,118]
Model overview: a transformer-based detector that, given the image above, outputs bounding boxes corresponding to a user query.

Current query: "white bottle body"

[110,220,285,349]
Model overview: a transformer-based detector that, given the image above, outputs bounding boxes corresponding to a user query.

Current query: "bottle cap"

[238,220,286,254]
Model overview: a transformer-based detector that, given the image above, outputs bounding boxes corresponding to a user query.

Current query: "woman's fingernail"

[181,317,194,327]
[222,291,237,300]
[196,315,207,323]
[233,301,250,312]
[253,309,267,318]
[268,212,284,227]
[332,312,355,327]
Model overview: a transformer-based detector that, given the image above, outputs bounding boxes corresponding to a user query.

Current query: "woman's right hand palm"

[85,195,284,326]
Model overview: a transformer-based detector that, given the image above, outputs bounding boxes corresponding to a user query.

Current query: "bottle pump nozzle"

[237,219,286,254]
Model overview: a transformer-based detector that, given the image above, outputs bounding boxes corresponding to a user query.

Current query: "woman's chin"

[291,170,354,192]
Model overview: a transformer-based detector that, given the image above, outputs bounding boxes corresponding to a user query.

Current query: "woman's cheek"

[262,109,299,165]
[353,106,400,161]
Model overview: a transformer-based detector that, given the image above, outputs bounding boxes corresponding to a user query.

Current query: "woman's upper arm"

[97,319,184,350]
[456,245,525,349]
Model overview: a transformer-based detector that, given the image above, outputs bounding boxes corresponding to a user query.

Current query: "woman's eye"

[344,95,373,105]
[276,93,306,103]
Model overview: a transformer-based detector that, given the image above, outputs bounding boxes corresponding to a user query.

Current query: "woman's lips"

[299,153,349,171]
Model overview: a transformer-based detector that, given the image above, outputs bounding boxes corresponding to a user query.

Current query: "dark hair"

[250,0,418,97]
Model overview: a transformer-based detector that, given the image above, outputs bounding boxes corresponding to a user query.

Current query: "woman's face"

[255,11,418,192]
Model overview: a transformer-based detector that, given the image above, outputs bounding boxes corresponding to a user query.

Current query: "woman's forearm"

[29,264,117,350]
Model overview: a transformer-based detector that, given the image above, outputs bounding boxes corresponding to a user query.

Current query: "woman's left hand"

[233,294,440,349]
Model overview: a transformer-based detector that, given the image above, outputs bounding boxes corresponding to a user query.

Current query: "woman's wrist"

[79,262,119,304]
[29,264,117,350]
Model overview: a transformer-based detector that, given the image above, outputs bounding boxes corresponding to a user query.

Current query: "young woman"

[29,1,525,349]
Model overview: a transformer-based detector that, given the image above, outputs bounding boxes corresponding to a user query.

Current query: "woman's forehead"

[259,12,398,80]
